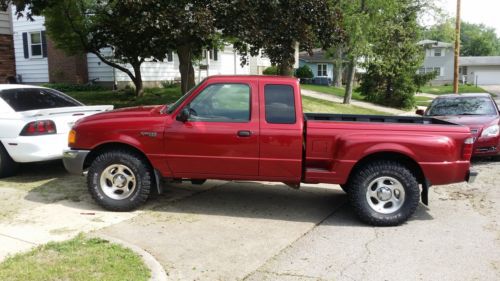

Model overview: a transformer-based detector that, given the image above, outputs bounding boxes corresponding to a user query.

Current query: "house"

[418,39,500,85]
[10,10,271,87]
[298,48,335,85]
[460,56,500,85]
[417,40,454,85]
[0,6,15,83]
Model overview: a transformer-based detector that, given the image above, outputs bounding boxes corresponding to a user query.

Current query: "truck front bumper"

[467,169,479,184]
[62,149,89,175]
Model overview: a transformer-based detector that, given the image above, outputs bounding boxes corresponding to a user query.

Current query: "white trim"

[28,31,43,59]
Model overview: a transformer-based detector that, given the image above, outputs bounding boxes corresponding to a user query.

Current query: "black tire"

[349,160,420,226]
[87,150,152,211]
[0,143,18,178]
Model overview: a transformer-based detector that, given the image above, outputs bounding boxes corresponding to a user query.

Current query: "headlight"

[481,124,499,138]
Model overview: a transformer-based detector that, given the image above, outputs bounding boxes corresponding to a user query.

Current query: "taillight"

[462,137,474,160]
[20,120,57,136]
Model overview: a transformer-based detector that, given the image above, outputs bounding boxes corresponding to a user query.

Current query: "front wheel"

[87,150,152,211]
[349,160,420,226]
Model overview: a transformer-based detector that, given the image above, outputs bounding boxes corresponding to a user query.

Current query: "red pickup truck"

[63,75,477,226]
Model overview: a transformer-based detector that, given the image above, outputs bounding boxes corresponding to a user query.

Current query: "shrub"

[160,80,180,88]
[263,66,279,75]
[294,65,314,79]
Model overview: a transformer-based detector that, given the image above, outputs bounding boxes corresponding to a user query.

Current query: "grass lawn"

[302,96,389,115]
[415,95,433,107]
[0,234,150,281]
[419,84,486,95]
[301,84,365,101]
[67,86,392,115]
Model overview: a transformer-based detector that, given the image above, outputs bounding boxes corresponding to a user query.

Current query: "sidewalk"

[301,89,409,115]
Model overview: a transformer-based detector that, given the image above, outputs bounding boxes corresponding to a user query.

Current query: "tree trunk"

[131,64,144,97]
[344,57,356,104]
[278,63,294,76]
[333,47,343,87]
[177,45,196,94]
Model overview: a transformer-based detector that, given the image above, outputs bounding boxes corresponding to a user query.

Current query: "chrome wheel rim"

[365,176,405,214]
[100,164,136,200]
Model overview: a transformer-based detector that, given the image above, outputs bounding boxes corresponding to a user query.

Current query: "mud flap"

[421,180,431,206]
[154,169,162,195]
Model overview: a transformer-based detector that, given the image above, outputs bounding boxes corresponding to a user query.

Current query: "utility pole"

[453,0,461,94]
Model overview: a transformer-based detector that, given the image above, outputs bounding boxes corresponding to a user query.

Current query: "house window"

[418,67,442,76]
[434,48,442,57]
[29,32,42,58]
[202,49,218,61]
[317,64,327,77]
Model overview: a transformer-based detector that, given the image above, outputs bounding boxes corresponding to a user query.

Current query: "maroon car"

[418,93,500,157]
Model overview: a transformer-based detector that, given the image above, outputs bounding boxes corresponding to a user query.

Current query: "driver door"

[164,80,259,178]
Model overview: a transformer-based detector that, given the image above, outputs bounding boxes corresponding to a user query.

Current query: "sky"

[439,0,500,36]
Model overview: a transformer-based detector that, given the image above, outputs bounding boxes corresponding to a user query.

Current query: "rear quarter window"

[0,88,82,112]
[264,84,296,124]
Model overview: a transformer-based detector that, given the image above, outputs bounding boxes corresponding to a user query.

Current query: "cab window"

[264,84,296,124]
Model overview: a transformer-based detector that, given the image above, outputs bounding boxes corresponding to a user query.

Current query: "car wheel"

[349,160,420,226]
[87,150,152,211]
[0,143,18,178]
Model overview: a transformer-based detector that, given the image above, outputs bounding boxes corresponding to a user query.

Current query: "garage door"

[475,71,500,85]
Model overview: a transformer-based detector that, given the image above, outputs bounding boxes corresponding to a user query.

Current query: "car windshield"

[166,79,206,114]
[426,96,498,116]
[0,88,83,112]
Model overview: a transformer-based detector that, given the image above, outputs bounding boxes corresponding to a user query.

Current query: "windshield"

[166,79,206,114]
[426,96,498,116]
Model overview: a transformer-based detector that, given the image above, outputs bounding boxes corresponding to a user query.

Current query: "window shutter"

[22,32,29,58]
[213,49,218,61]
[41,31,48,58]
[167,51,173,62]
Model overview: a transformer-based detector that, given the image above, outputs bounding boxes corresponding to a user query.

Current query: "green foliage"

[414,71,438,93]
[294,65,314,79]
[41,83,105,92]
[420,85,487,95]
[302,96,389,115]
[262,66,279,75]
[215,0,344,75]
[359,0,425,109]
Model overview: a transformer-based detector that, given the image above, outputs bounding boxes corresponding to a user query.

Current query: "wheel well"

[83,142,151,170]
[347,152,425,185]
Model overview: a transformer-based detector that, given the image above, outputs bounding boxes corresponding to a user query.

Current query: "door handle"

[237,130,252,137]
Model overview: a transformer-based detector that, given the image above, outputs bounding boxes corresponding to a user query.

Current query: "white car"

[0,84,113,177]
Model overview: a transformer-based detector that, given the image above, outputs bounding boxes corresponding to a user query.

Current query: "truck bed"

[305,113,456,125]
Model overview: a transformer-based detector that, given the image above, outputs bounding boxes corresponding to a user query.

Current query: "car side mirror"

[176,107,190,122]
[415,109,425,116]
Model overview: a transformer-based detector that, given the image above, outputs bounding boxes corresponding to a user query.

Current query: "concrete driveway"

[1,160,499,280]
[481,85,500,101]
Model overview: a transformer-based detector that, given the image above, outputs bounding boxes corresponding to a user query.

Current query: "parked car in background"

[0,84,113,178]
[417,93,500,157]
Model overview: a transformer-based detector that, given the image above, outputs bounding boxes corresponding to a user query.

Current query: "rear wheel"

[349,160,420,226]
[340,184,350,193]
[87,150,152,211]
[0,143,18,178]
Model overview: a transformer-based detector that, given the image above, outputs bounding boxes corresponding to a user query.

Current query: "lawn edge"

[89,233,167,281]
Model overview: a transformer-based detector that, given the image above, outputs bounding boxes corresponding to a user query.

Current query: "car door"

[164,79,259,178]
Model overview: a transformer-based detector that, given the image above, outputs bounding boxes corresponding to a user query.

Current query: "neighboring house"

[0,6,15,83]
[298,48,335,85]
[460,56,500,85]
[417,40,454,85]
[11,10,271,87]
[418,39,500,86]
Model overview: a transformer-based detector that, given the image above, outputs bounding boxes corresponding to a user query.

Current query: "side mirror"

[415,109,425,116]
[176,107,190,122]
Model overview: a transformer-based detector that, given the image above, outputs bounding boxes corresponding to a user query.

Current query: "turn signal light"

[68,130,76,145]
[20,120,57,136]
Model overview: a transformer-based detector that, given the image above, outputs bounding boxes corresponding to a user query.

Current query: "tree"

[215,0,343,76]
[359,0,429,109]
[422,19,500,56]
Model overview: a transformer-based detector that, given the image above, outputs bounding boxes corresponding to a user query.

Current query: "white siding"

[11,10,48,83]
[88,45,259,83]
[0,8,12,35]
